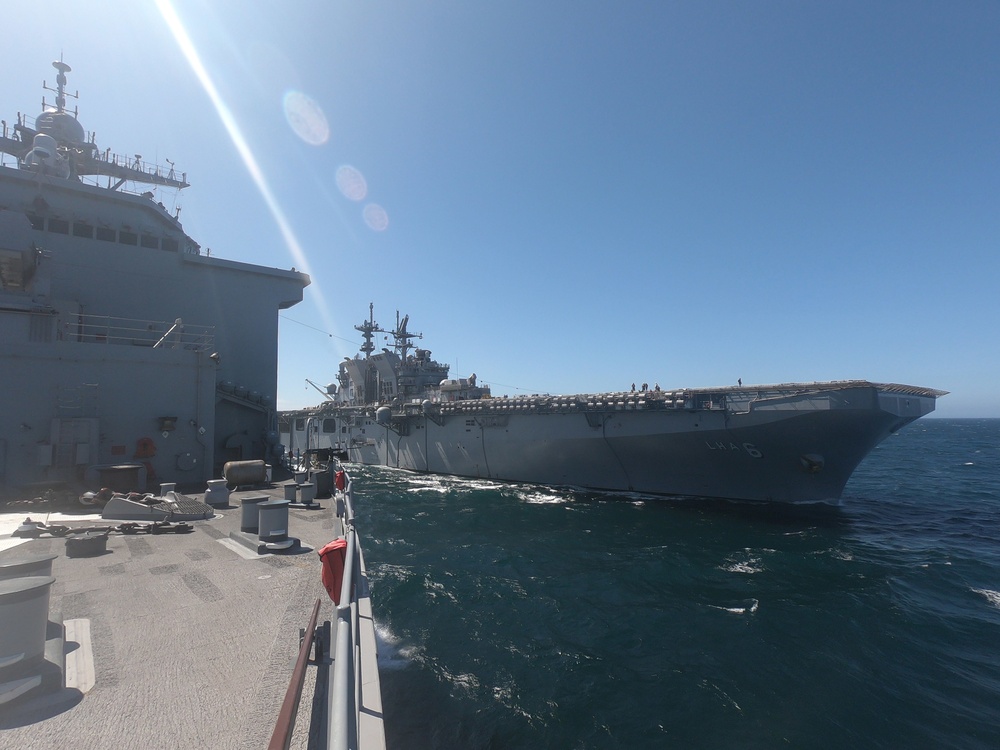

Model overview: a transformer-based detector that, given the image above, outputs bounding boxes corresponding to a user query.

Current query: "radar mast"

[43,58,78,115]
[355,302,386,358]
[392,311,422,362]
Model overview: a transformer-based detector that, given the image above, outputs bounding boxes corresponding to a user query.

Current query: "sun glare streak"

[154,0,339,334]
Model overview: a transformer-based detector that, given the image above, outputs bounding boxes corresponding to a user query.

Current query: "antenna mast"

[392,310,422,362]
[355,302,385,358]
[43,58,78,114]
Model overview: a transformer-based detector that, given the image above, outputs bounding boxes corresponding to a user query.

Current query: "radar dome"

[35,109,86,145]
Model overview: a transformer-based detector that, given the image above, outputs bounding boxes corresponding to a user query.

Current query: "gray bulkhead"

[0,167,308,493]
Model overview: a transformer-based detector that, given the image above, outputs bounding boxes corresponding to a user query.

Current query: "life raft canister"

[318,538,348,604]
[334,471,346,491]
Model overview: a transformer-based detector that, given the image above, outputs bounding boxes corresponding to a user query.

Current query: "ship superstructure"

[0,60,309,495]
[284,307,946,504]
[331,303,490,408]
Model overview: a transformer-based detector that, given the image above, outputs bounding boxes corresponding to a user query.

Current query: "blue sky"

[4,1,998,417]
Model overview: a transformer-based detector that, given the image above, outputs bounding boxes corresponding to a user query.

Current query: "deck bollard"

[0,576,55,672]
[258,499,295,551]
[0,553,58,582]
[205,479,230,507]
[240,495,269,533]
[159,482,176,497]
[298,482,317,506]
[257,498,299,553]
[283,482,298,502]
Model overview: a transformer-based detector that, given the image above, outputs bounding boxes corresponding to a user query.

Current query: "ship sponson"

[286,380,946,504]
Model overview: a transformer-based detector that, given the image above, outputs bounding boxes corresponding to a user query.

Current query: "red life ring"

[318,538,348,604]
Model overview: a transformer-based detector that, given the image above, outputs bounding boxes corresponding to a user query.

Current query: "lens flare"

[336,165,367,201]
[363,203,389,232]
[154,0,341,341]
[283,90,329,146]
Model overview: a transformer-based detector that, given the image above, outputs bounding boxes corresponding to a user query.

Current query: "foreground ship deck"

[0,477,383,749]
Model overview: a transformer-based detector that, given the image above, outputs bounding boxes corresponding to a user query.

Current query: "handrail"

[153,317,185,348]
[7,112,188,190]
[267,597,322,750]
[61,312,215,351]
[330,582,355,748]
[328,476,362,750]
[263,470,382,750]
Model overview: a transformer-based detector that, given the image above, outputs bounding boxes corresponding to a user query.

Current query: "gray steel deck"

[0,484,382,749]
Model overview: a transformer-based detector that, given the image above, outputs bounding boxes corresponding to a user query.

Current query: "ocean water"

[352,419,1000,749]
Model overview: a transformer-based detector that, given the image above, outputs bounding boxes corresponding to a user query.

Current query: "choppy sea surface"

[350,419,1000,749]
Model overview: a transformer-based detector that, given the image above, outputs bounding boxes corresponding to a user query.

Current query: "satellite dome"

[35,109,86,145]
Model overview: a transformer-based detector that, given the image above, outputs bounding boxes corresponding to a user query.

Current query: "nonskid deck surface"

[0,485,345,749]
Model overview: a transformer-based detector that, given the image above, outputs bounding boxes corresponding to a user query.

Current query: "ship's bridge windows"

[322,419,337,433]
[47,218,69,234]
[26,214,45,231]
[118,230,138,246]
[294,418,305,431]
[162,237,179,253]
[96,227,116,242]
[72,222,94,238]
[140,234,159,249]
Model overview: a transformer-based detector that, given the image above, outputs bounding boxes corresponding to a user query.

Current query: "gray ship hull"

[296,382,943,504]
[0,62,308,496]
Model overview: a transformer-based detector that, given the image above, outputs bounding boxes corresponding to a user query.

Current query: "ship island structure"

[0,60,309,497]
[284,305,946,504]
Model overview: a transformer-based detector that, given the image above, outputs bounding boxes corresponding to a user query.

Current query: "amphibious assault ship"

[285,306,946,504]
[0,60,308,495]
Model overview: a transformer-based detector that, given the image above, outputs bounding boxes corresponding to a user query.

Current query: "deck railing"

[62,313,214,351]
[267,599,322,750]
[329,474,363,750]
[267,469,383,750]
